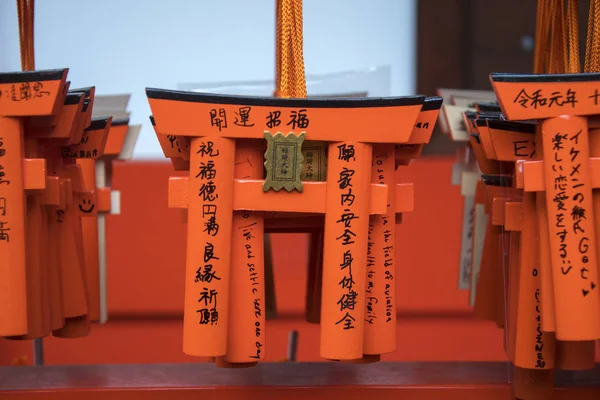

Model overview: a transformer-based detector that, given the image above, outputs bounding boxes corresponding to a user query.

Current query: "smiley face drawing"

[79,198,95,214]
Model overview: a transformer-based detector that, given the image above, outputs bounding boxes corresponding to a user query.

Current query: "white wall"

[0,0,416,158]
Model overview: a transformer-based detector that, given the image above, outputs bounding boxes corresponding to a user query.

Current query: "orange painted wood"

[523,158,600,191]
[225,143,266,363]
[77,158,101,322]
[26,93,85,140]
[0,69,68,117]
[0,117,28,337]
[487,121,536,162]
[168,178,403,215]
[364,144,396,356]
[183,137,235,356]
[147,90,424,143]
[505,217,520,363]
[540,116,600,341]
[491,73,600,121]
[96,187,111,213]
[53,164,91,338]
[534,126,557,334]
[320,142,372,360]
[46,201,65,331]
[7,158,471,322]
[406,103,441,145]
[102,122,129,157]
[513,193,556,369]
[21,158,46,190]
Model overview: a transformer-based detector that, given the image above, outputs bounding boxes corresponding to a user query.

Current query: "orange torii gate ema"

[146,89,438,363]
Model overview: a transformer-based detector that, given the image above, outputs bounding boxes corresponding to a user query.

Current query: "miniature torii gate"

[146,88,439,362]
[492,72,600,351]
[0,18,138,353]
[0,68,71,338]
[461,110,555,399]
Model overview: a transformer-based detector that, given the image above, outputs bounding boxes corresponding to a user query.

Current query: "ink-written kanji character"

[234,106,255,127]
[198,288,219,307]
[337,210,358,228]
[337,291,358,311]
[199,180,219,202]
[204,215,220,236]
[209,109,227,131]
[204,242,219,262]
[340,249,354,270]
[335,312,356,329]
[198,141,220,157]
[195,264,221,283]
[552,133,568,150]
[266,111,281,129]
[337,144,355,162]
[338,275,355,290]
[287,109,309,130]
[0,221,9,242]
[338,167,355,189]
[196,160,217,180]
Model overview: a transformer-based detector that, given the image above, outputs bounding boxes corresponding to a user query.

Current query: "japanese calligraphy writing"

[301,142,327,182]
[334,144,359,331]
[265,111,281,129]
[195,242,221,283]
[303,150,316,180]
[286,109,309,130]
[0,82,51,101]
[234,107,255,127]
[195,141,221,325]
[209,108,227,131]
[0,137,9,186]
[197,287,219,325]
[547,127,596,298]
[0,220,9,242]
[514,88,578,109]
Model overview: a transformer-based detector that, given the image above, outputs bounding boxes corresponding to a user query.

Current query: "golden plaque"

[263,131,305,192]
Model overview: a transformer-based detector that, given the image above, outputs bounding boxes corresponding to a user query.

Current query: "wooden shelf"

[1,362,599,399]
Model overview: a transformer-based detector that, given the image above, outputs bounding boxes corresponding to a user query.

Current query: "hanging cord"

[534,0,551,73]
[16,0,35,71]
[548,0,568,74]
[566,0,580,72]
[274,0,307,98]
[538,0,580,74]
[585,0,600,72]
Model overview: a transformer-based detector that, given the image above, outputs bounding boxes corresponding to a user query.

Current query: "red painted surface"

[1,157,512,365]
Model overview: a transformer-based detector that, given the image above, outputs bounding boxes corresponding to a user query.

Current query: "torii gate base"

[0,362,599,399]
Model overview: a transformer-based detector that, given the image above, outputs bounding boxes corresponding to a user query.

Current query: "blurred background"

[1,0,583,365]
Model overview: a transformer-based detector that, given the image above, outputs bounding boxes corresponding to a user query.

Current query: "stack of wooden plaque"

[0,70,138,340]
